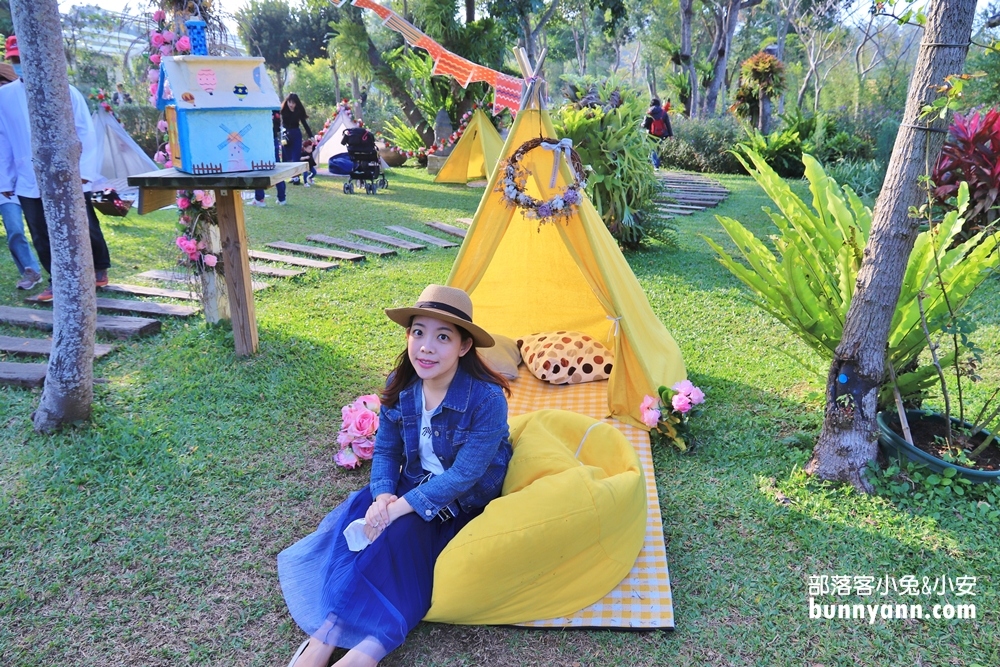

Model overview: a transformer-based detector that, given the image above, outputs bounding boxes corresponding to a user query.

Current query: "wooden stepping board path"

[0,305,161,339]
[386,226,459,248]
[0,361,48,389]
[266,241,364,263]
[307,234,397,257]
[137,270,271,292]
[25,296,201,318]
[104,283,200,301]
[426,221,467,239]
[656,172,730,210]
[248,250,339,270]
[350,229,425,251]
[0,334,114,359]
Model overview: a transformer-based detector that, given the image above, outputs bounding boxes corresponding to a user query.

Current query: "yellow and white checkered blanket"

[507,367,675,629]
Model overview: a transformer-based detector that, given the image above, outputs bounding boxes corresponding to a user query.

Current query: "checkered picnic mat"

[507,367,675,629]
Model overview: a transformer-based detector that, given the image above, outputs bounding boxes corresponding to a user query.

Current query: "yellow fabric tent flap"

[446,102,686,428]
[426,410,646,625]
[434,109,504,184]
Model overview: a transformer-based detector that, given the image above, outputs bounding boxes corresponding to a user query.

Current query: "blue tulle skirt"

[277,481,478,661]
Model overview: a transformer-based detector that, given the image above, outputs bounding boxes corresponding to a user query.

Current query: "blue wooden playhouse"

[156,55,281,174]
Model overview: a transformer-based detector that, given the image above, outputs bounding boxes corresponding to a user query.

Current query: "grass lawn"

[1,167,998,666]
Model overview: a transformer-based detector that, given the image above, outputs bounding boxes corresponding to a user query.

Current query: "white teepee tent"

[315,107,389,170]
[91,107,158,185]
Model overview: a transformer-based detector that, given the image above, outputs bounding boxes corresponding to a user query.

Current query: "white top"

[0,79,101,198]
[419,389,445,476]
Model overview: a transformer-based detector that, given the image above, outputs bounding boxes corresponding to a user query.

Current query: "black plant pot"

[876,410,1000,484]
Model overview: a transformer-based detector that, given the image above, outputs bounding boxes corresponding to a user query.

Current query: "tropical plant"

[703,150,1000,408]
[381,116,426,153]
[736,126,805,178]
[824,159,885,202]
[552,79,664,248]
[658,116,744,174]
[931,108,1000,242]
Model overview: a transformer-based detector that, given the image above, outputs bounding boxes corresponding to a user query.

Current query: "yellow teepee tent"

[434,109,504,184]
[447,76,686,429]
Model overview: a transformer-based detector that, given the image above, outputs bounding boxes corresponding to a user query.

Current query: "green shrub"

[552,80,662,248]
[824,131,874,162]
[703,150,1000,408]
[658,116,744,174]
[736,126,805,178]
[824,159,885,202]
[115,105,162,158]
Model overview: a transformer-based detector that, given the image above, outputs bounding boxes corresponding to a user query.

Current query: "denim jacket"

[369,366,512,522]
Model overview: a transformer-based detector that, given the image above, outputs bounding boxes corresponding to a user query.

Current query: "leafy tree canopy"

[236,0,296,82]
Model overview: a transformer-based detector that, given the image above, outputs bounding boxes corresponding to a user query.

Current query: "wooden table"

[128,163,308,356]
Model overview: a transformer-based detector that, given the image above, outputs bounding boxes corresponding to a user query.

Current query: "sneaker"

[16,268,43,290]
[251,199,266,207]
[95,270,109,288]
[291,177,301,185]
[278,200,287,206]
[303,181,311,187]
[35,285,54,302]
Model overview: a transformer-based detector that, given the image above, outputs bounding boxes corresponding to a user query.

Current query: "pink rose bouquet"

[640,379,706,452]
[334,394,381,469]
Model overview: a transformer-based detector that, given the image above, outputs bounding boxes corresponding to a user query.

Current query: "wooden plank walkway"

[385,226,459,248]
[350,229,425,251]
[426,221,467,239]
[307,234,397,257]
[103,283,200,301]
[136,270,270,291]
[248,249,338,270]
[657,206,693,216]
[455,217,474,225]
[0,335,114,358]
[0,361,47,388]
[266,242,364,262]
[0,305,161,339]
[657,172,730,212]
[25,296,200,318]
[248,263,306,279]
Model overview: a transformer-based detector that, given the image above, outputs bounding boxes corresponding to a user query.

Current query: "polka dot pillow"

[517,331,614,385]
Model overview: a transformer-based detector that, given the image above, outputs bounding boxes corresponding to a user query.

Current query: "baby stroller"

[341,127,388,195]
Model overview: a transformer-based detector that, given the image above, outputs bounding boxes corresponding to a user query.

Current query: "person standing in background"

[643,97,673,169]
[0,60,43,290]
[252,110,282,207]
[0,35,112,302]
[281,93,312,187]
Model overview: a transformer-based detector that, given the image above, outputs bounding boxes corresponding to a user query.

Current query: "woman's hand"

[365,494,396,532]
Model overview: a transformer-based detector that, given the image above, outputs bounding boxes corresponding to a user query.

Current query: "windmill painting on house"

[156,55,280,174]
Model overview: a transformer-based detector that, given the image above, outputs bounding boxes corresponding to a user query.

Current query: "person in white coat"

[0,60,43,290]
[0,35,111,302]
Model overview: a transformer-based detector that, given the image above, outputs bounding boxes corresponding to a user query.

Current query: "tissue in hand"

[343,518,373,551]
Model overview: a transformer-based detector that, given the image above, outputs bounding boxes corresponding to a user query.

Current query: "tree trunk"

[465,0,474,23]
[364,35,434,145]
[759,94,772,133]
[807,0,977,491]
[679,0,697,117]
[703,0,740,117]
[11,0,97,431]
[331,60,341,102]
[647,61,657,99]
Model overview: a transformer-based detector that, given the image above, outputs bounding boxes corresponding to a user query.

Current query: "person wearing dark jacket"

[281,93,313,186]
[252,110,283,206]
[643,98,673,168]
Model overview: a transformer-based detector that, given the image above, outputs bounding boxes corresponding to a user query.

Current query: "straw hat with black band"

[0,63,16,85]
[385,284,495,348]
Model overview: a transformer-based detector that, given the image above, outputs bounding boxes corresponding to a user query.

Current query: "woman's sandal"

[287,639,310,667]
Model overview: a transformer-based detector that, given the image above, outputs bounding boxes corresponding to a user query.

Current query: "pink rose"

[337,430,354,447]
[154,151,167,164]
[349,409,379,438]
[202,253,218,268]
[334,447,361,469]
[159,44,174,56]
[356,394,381,413]
[162,30,176,42]
[640,394,658,412]
[152,9,166,21]
[672,392,692,414]
[177,197,190,209]
[150,32,164,48]
[149,53,161,65]
[352,437,375,460]
[688,386,705,405]
[149,83,158,96]
[672,379,695,395]
[193,190,205,201]
[163,143,171,154]
[164,160,173,168]
[148,68,159,83]
[175,36,191,52]
[200,192,215,208]
[641,407,660,429]
[157,120,169,133]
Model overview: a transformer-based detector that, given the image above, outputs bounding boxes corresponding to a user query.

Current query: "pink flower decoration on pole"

[200,192,215,208]
[157,119,169,133]
[162,30,176,43]
[175,36,191,53]
[150,33,165,48]
[150,53,161,65]
[152,9,166,21]
[202,253,218,268]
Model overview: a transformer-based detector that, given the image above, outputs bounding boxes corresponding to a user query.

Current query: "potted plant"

[877,183,1000,482]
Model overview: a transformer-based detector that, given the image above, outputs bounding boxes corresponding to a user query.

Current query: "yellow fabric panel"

[447,107,687,427]
[426,410,646,625]
[434,110,504,183]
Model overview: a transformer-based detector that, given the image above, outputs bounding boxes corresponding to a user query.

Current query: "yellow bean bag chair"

[426,409,647,624]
